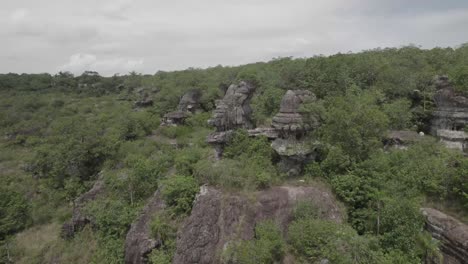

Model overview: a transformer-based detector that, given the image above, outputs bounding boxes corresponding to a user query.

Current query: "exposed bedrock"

[163,89,202,126]
[207,81,256,131]
[124,189,166,264]
[421,208,468,264]
[173,185,344,264]
[271,90,318,175]
[61,176,105,239]
[430,75,468,153]
[206,81,256,158]
[272,89,316,137]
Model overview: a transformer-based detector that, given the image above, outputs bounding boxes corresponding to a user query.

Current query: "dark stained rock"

[270,90,319,175]
[421,208,468,264]
[206,81,256,158]
[431,76,468,153]
[173,185,344,264]
[61,177,105,239]
[384,130,425,150]
[163,89,202,126]
[124,189,166,264]
[134,98,154,108]
[207,81,256,132]
[178,89,202,113]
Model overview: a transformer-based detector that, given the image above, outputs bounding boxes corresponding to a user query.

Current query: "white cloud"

[59,53,144,76]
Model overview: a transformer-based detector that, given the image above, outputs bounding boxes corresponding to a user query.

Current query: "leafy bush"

[161,176,199,216]
[0,187,29,240]
[288,218,382,263]
[223,221,285,264]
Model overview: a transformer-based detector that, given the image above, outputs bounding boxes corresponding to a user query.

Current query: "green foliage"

[148,212,177,263]
[293,201,321,220]
[319,88,389,162]
[85,198,137,238]
[148,249,172,264]
[0,187,29,240]
[288,218,383,263]
[3,44,468,264]
[223,221,285,264]
[161,176,199,216]
[382,99,413,130]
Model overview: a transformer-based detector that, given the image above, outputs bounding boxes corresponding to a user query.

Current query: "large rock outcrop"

[173,185,344,264]
[271,90,318,175]
[61,176,105,239]
[272,90,316,137]
[124,189,166,264]
[163,89,202,126]
[206,81,256,158]
[421,208,468,264]
[431,76,468,153]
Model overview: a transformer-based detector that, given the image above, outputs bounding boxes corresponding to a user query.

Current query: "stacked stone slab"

[431,76,468,153]
[162,89,202,126]
[270,90,318,176]
[206,81,256,158]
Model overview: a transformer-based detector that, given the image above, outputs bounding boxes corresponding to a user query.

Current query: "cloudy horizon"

[1,0,468,76]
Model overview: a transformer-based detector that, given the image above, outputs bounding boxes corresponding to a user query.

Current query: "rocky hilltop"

[173,185,343,264]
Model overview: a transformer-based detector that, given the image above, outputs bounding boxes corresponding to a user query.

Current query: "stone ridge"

[173,185,344,264]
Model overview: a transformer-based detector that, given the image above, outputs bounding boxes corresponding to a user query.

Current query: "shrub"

[288,218,382,263]
[223,221,285,264]
[161,176,199,216]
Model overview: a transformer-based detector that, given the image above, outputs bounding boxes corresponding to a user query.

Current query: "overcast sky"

[1,0,468,76]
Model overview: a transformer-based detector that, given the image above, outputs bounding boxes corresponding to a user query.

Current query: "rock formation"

[124,189,166,264]
[173,185,344,264]
[421,208,468,264]
[271,90,318,176]
[61,176,105,239]
[206,81,256,158]
[431,76,468,153]
[163,89,202,126]
[272,90,316,137]
[383,130,425,150]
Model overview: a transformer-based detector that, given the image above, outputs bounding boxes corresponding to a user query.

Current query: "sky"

[1,0,468,76]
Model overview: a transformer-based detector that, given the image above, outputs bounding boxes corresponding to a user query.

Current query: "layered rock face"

[173,185,344,264]
[207,81,256,131]
[271,90,317,175]
[431,76,468,153]
[61,177,105,239]
[206,81,256,158]
[421,208,468,264]
[163,89,202,125]
[272,90,316,136]
[124,189,166,264]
